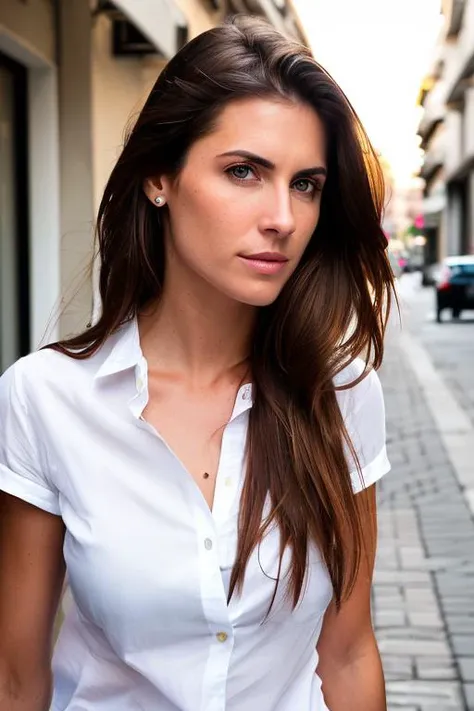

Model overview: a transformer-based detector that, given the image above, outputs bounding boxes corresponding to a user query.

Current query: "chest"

[141,379,241,509]
[48,386,333,658]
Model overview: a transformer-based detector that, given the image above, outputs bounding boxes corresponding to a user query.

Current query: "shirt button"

[204,538,213,550]
[224,477,232,487]
[216,632,228,643]
[242,388,250,400]
[136,377,143,391]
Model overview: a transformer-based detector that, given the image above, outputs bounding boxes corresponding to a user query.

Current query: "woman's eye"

[293,178,317,194]
[228,164,256,180]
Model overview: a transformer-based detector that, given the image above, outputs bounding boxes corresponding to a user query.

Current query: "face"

[145,97,327,307]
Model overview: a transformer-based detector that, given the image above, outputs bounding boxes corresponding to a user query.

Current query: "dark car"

[435,255,474,322]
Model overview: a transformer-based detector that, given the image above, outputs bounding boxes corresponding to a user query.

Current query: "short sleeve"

[336,362,391,494]
[0,360,61,515]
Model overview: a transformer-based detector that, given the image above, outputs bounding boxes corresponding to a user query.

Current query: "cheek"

[168,192,220,255]
[296,207,320,252]
[169,186,252,258]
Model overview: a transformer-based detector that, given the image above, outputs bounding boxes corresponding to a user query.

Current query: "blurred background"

[1,1,474,709]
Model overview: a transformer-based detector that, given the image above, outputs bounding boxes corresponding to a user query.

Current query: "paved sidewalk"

[374,328,474,710]
[409,284,474,429]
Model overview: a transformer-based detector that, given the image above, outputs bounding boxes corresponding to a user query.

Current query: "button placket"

[212,414,247,570]
[211,415,247,527]
[193,504,233,711]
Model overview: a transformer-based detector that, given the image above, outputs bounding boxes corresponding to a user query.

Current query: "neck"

[139,256,256,386]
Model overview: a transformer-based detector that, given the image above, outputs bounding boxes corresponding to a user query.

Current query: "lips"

[238,252,289,275]
[240,252,288,262]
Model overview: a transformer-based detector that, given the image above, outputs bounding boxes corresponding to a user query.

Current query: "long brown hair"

[50,16,394,611]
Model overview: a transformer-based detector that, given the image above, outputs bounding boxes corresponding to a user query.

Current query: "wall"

[424,121,446,176]
[463,85,474,160]
[444,0,474,92]
[447,185,463,255]
[423,169,447,260]
[57,0,95,339]
[88,0,223,320]
[91,14,155,213]
[445,109,463,176]
[175,0,221,37]
[468,170,474,252]
[29,66,61,347]
[2,0,225,342]
[422,1,474,258]
[0,0,55,66]
[91,0,222,213]
[438,206,449,260]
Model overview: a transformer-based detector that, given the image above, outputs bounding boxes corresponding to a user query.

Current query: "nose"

[259,187,296,239]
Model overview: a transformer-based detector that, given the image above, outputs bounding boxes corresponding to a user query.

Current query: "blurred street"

[375,275,474,711]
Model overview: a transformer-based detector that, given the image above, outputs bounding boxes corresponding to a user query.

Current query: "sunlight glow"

[293,0,443,187]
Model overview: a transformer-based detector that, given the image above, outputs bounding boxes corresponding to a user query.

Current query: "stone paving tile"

[459,659,474,683]
[386,680,464,708]
[464,682,474,710]
[416,657,458,681]
[374,326,474,711]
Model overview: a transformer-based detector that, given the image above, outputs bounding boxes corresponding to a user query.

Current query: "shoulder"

[0,338,113,412]
[0,351,82,515]
[333,357,384,420]
[333,358,389,493]
[0,351,56,407]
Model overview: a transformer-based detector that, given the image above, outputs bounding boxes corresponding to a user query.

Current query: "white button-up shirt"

[0,318,390,711]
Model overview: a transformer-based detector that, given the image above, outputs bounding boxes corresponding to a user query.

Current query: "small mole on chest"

[203,472,210,479]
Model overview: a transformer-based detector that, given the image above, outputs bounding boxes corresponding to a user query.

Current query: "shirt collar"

[231,383,253,420]
[93,317,254,415]
[94,317,142,380]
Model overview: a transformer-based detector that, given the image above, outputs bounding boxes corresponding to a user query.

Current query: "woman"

[0,15,393,711]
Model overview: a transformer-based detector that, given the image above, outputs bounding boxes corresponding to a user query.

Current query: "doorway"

[0,53,29,373]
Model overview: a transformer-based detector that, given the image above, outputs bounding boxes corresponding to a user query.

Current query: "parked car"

[435,255,474,322]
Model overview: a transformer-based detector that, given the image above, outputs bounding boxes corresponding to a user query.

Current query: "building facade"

[418,38,448,265]
[418,0,474,263]
[0,0,305,374]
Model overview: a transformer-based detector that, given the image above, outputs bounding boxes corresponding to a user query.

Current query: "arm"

[0,493,65,711]
[316,484,386,711]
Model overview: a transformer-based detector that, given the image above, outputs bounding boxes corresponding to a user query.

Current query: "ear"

[143,177,163,206]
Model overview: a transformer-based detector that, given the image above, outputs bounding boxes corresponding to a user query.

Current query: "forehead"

[195,97,327,166]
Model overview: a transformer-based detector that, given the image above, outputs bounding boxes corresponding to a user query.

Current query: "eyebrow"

[218,150,327,178]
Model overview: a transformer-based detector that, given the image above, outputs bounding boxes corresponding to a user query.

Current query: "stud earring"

[154,196,165,207]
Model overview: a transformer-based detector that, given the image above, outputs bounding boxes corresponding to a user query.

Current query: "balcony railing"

[418,76,448,146]
[420,151,444,182]
[446,50,474,104]
[445,0,466,37]
[420,124,445,182]
[444,0,474,103]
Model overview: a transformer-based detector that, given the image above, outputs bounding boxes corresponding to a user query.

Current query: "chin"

[230,285,283,308]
